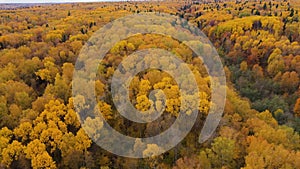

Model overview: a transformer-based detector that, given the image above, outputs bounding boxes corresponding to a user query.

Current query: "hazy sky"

[0,0,119,3]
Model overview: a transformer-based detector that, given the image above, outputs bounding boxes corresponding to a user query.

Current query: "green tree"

[204,137,238,168]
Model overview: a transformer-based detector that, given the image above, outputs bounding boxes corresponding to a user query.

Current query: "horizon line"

[0,0,156,4]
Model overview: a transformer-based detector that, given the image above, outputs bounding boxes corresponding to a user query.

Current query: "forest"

[0,0,300,168]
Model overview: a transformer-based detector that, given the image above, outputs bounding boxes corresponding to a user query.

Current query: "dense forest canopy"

[0,0,300,168]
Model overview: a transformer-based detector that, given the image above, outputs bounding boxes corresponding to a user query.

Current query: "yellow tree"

[135,95,152,112]
[24,139,46,159]
[294,98,300,117]
[31,152,56,169]
[1,141,24,167]
[0,127,12,161]
[24,139,56,168]
[35,60,59,83]
[13,122,32,143]
[243,136,300,169]
[267,48,285,76]
[97,101,113,120]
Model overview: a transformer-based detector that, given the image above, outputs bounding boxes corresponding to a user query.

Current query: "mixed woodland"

[0,0,300,168]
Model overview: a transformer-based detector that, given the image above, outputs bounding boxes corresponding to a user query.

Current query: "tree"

[14,91,33,110]
[74,128,92,152]
[0,127,12,161]
[243,136,300,169]
[252,64,264,78]
[240,61,248,72]
[69,40,82,55]
[1,141,24,167]
[294,98,300,117]
[204,137,238,168]
[174,155,203,169]
[17,57,42,85]
[62,63,74,84]
[263,3,267,10]
[44,74,70,102]
[291,55,300,74]
[267,48,285,76]
[0,97,8,128]
[14,122,32,143]
[31,152,56,169]
[135,95,152,112]
[290,8,295,17]
[24,139,46,159]
[39,127,63,153]
[97,101,113,120]
[45,31,63,45]
[0,63,17,83]
[137,79,151,96]
[35,59,59,83]
[279,71,299,92]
